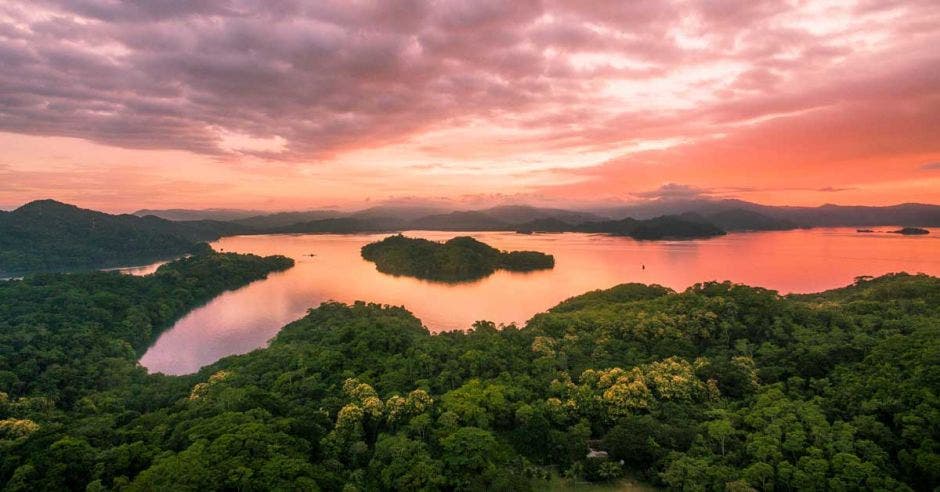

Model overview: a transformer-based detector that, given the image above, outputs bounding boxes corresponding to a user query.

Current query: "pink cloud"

[0,0,937,207]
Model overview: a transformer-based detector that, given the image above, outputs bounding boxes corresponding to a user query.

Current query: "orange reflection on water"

[139,228,940,374]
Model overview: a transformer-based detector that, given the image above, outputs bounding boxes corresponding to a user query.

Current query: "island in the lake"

[361,234,555,281]
[890,227,930,235]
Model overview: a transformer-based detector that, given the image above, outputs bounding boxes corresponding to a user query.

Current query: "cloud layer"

[0,0,938,209]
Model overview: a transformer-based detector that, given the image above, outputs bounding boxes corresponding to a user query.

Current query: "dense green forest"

[0,250,292,406]
[1,252,937,490]
[361,235,555,281]
[0,200,245,276]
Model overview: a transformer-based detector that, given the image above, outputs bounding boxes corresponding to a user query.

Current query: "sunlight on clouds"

[0,0,937,209]
[218,130,288,154]
[604,61,747,111]
[568,53,656,72]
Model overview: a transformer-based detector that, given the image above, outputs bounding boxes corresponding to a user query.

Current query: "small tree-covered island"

[0,247,937,490]
[361,235,555,282]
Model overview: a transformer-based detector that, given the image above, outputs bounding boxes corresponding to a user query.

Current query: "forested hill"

[0,250,293,407]
[0,200,248,276]
[361,235,555,281]
[1,265,936,490]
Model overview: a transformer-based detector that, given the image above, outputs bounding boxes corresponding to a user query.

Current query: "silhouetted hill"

[272,217,406,234]
[366,206,603,231]
[408,211,509,231]
[481,205,603,224]
[591,199,744,219]
[198,200,940,234]
[234,205,603,232]
[704,208,798,231]
[576,213,726,239]
[0,200,239,275]
[404,210,725,239]
[768,203,940,227]
[514,217,575,233]
[133,208,265,221]
[629,214,726,239]
[351,205,452,221]
[596,199,940,227]
[232,210,344,229]
[577,217,640,235]
[134,215,248,242]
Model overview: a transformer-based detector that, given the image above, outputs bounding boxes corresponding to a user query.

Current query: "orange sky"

[1,0,938,213]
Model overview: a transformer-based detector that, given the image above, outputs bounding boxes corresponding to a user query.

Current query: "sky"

[0,0,938,213]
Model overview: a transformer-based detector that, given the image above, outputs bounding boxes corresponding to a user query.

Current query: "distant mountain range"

[410,211,510,231]
[4,198,937,276]
[237,205,728,237]
[350,205,453,221]
[592,199,940,228]
[136,199,940,231]
[231,210,346,229]
[272,217,406,234]
[132,208,267,221]
[702,208,797,231]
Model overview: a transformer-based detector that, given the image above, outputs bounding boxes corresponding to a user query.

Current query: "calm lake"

[139,228,940,375]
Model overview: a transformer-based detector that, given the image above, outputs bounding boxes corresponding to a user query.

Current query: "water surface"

[139,228,940,374]
[110,259,175,276]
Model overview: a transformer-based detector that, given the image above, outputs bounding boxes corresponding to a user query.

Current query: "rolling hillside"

[0,200,242,275]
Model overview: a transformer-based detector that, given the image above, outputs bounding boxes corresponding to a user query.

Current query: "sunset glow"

[1,0,938,211]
